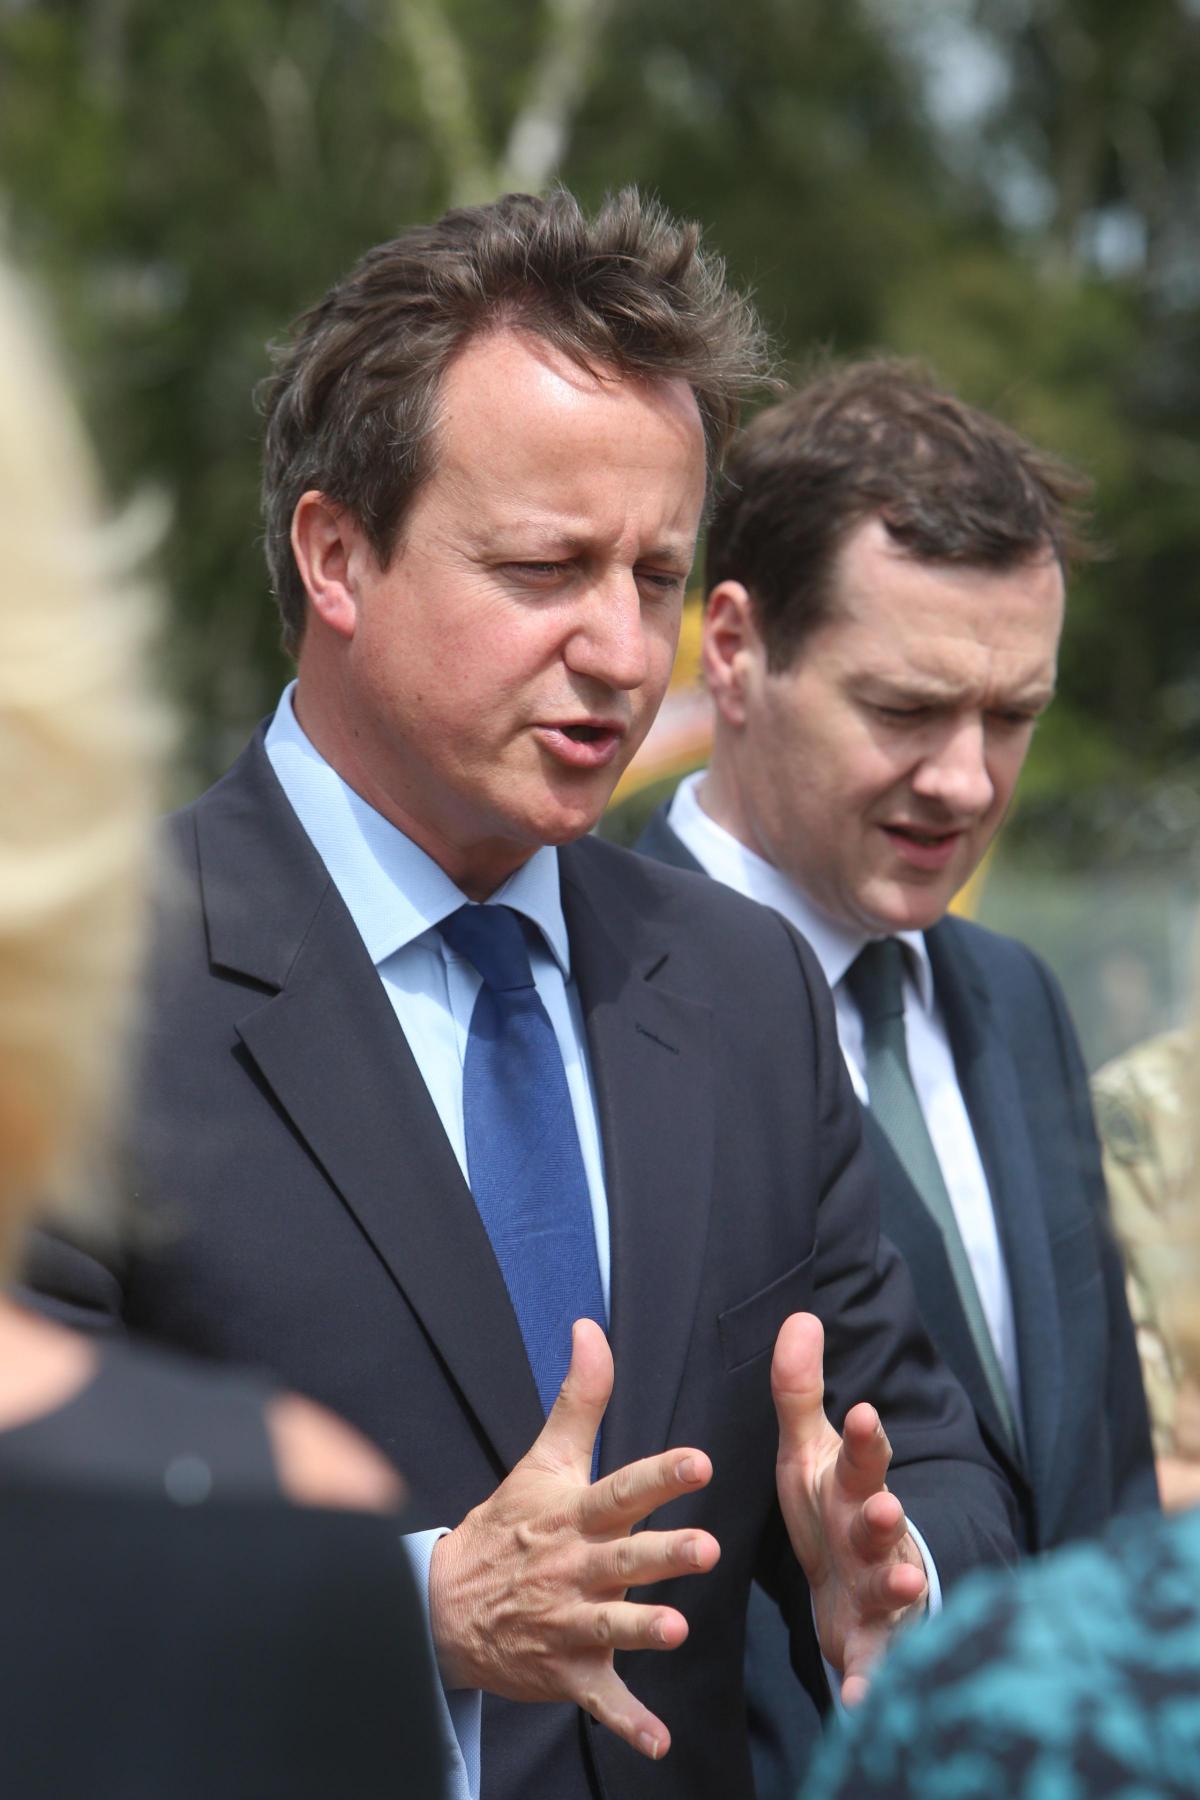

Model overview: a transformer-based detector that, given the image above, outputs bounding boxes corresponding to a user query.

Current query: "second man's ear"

[701,581,762,728]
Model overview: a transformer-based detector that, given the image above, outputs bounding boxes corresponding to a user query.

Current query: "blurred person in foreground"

[31,190,1018,1799]
[1094,1024,1200,1509]
[803,970,1200,1799]
[0,252,444,1798]
[636,358,1156,1794]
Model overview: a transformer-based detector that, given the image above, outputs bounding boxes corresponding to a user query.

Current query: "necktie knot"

[844,937,908,1029]
[440,904,536,993]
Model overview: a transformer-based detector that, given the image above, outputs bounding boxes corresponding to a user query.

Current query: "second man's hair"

[706,356,1093,670]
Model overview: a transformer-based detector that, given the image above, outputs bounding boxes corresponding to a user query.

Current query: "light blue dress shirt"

[265,683,612,1800]
[263,687,940,1779]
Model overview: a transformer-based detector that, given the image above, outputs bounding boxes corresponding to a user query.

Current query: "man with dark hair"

[35,213,1016,1799]
[637,356,1158,1797]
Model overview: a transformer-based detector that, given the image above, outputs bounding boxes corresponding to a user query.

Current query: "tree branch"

[388,0,493,205]
[498,0,613,193]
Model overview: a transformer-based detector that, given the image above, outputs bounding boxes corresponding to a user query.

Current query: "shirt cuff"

[403,1527,482,1800]
[906,1518,942,1614]
[816,1515,942,1717]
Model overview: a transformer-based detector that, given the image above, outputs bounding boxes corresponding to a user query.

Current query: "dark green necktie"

[845,937,1017,1453]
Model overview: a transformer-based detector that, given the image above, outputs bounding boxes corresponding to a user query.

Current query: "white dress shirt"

[668,771,1022,1417]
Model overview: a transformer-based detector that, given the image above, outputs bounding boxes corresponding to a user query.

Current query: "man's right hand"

[428,1318,720,1761]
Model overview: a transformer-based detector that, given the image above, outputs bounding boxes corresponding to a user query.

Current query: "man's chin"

[852,875,960,937]
[535,800,612,848]
[530,772,625,846]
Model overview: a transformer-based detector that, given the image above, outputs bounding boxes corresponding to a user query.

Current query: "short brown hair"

[261,187,770,653]
[706,356,1095,670]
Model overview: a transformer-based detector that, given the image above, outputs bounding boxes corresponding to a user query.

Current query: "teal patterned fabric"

[802,1508,1200,1800]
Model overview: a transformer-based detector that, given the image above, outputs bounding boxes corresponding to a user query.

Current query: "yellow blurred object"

[610,596,711,803]
[950,850,990,919]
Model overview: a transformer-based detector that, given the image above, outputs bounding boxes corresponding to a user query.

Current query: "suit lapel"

[859,1109,1018,1473]
[195,735,543,1474]
[633,805,706,875]
[927,922,1063,1502]
[560,846,715,1476]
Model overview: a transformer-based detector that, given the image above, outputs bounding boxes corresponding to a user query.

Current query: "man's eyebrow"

[1012,683,1057,710]
[858,674,1058,710]
[481,527,696,569]
[640,540,697,571]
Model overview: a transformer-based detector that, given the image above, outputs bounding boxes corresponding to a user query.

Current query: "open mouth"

[535,721,624,769]
[882,823,963,869]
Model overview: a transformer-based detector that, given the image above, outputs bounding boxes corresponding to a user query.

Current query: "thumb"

[771,1312,834,1463]
[526,1318,613,1478]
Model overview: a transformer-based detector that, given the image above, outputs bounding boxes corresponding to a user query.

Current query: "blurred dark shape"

[0,1487,444,1800]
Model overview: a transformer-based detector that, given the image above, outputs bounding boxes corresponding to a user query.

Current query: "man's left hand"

[773,1311,927,1707]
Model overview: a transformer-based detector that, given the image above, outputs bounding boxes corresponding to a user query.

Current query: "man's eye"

[637,570,686,595]
[873,703,926,721]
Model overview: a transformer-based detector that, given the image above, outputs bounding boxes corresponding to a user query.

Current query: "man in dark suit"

[636,357,1158,1798]
[35,201,1017,1799]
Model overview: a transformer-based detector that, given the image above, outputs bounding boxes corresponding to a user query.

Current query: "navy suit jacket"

[30,734,1017,1800]
[636,804,1158,1553]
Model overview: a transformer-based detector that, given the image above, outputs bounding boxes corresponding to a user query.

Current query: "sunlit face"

[706,515,1065,934]
[294,328,707,898]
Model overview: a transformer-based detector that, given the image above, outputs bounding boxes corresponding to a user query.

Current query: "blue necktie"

[439,904,607,1422]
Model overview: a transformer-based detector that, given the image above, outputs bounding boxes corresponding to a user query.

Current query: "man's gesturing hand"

[773,1312,927,1708]
[429,1319,719,1761]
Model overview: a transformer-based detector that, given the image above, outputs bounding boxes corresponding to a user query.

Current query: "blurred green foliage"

[1,0,1198,830]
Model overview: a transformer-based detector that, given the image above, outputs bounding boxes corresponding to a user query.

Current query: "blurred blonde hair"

[0,254,163,1276]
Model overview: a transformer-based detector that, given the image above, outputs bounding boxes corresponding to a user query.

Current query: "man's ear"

[291,491,363,640]
[701,581,762,729]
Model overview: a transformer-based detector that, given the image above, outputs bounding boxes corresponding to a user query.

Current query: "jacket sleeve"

[1033,953,1159,1519]
[754,918,1019,1677]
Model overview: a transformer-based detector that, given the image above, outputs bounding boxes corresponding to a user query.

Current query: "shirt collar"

[668,770,934,1009]
[264,681,571,975]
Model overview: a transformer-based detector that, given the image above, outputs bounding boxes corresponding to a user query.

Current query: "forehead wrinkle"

[458,494,698,565]
[843,629,1057,703]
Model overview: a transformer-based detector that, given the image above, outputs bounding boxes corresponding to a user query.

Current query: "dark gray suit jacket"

[31,733,1017,1800]
[637,802,1158,1552]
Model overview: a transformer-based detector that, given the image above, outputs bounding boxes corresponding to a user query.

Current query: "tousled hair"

[260,187,771,653]
[706,356,1095,669]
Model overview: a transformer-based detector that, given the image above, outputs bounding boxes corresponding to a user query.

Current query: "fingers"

[835,1401,893,1501]
[848,1487,906,1560]
[573,1596,691,1653]
[578,1445,712,1533]
[850,1555,928,1615]
[583,1527,721,1592]
[771,1312,833,1463]
[838,1594,924,1711]
[576,1664,673,1762]
[528,1318,615,1478]
[840,1666,875,1710]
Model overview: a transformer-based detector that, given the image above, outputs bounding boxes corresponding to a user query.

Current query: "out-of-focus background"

[2,0,1197,1068]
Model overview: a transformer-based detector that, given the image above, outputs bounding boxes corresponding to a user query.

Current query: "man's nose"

[911,716,994,816]
[565,575,651,692]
